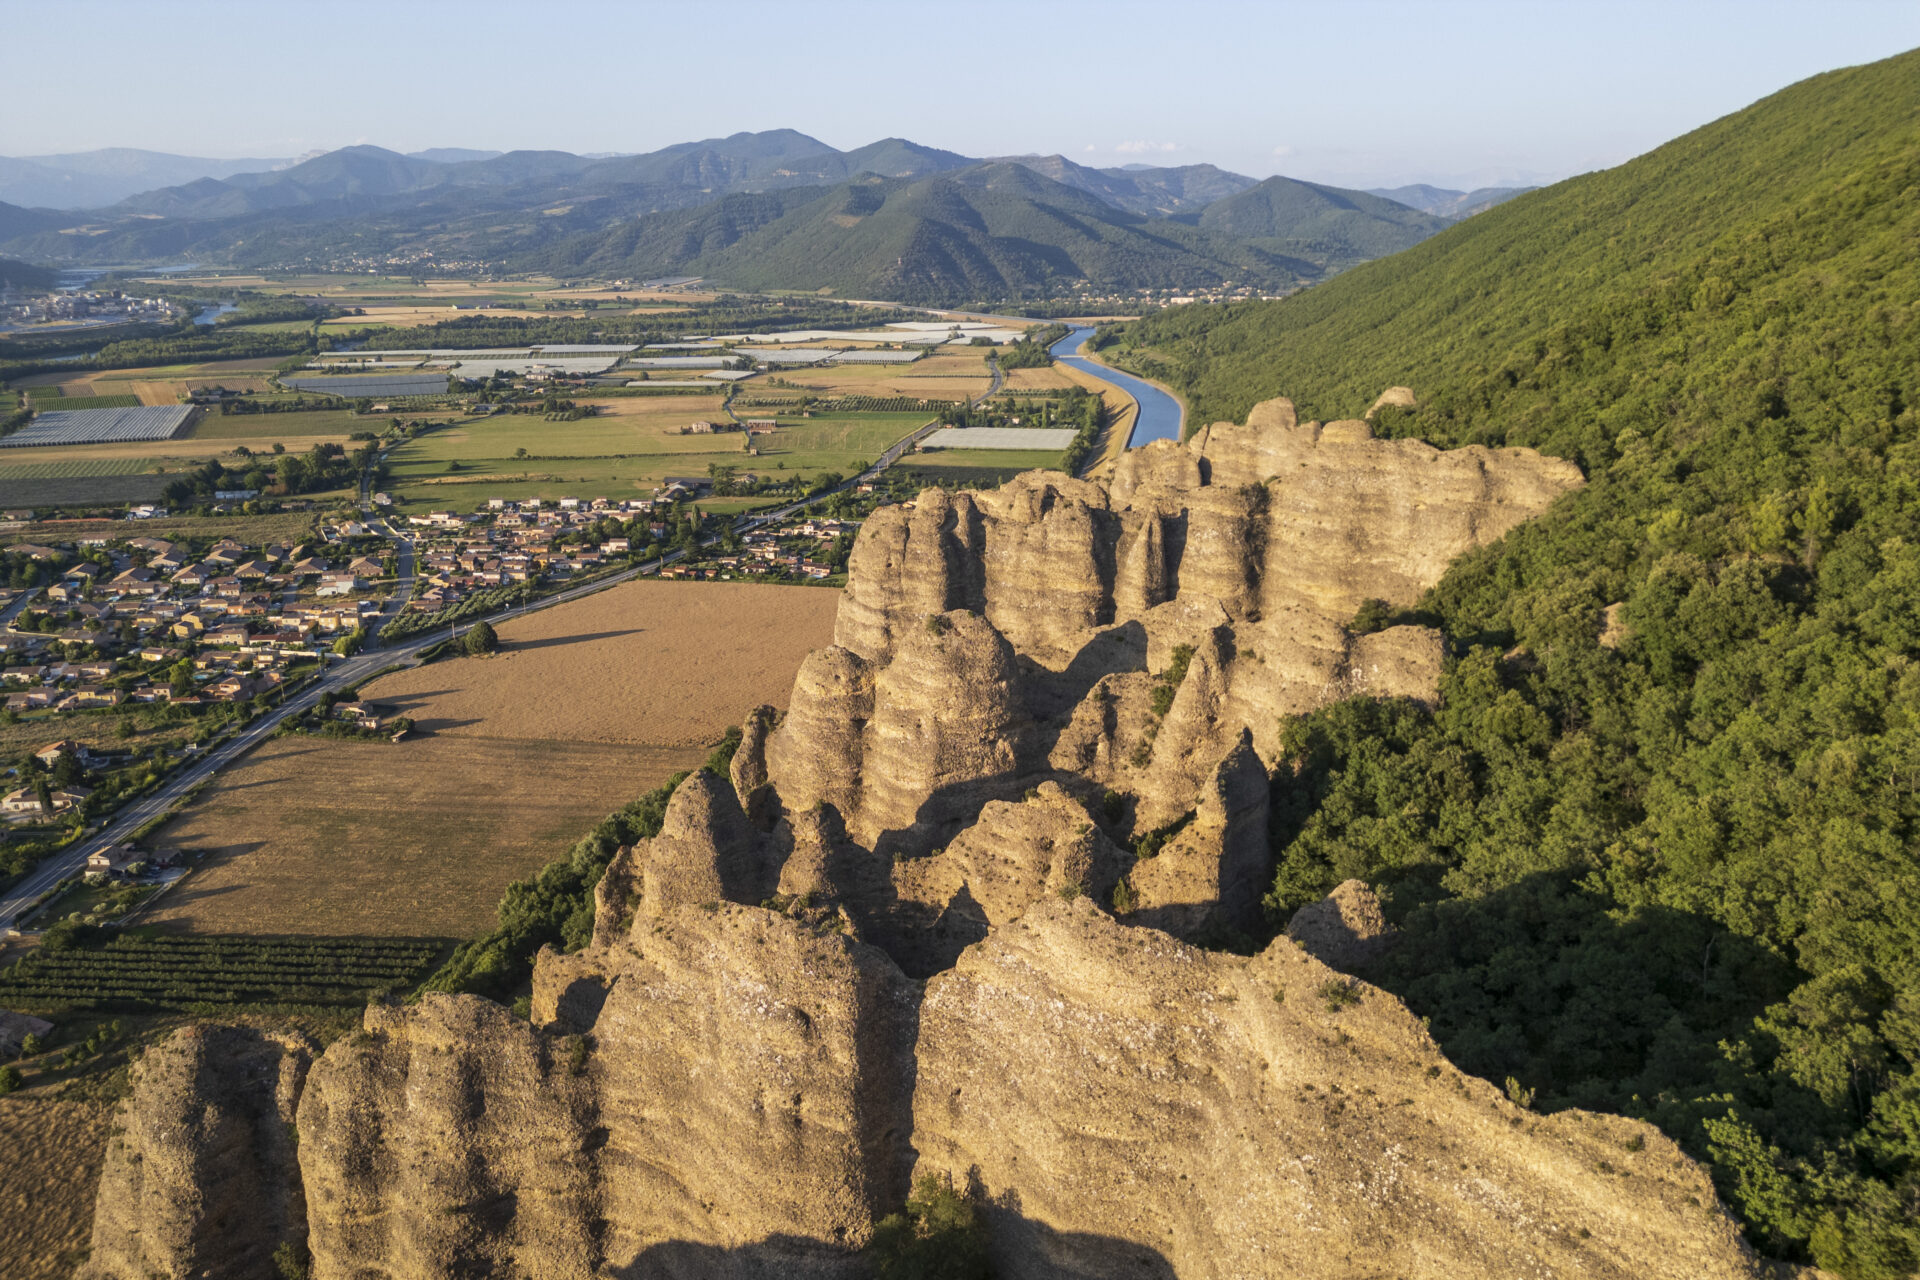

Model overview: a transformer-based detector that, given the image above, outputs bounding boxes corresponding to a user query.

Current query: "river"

[1048,326,1184,447]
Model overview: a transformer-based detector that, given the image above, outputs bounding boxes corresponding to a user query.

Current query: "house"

[315,574,363,598]
[336,701,384,730]
[206,674,266,702]
[85,844,142,877]
[744,418,778,434]
[33,740,90,769]
[2,784,89,816]
[347,556,385,578]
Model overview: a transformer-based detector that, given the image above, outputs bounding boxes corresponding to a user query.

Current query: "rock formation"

[80,1027,309,1280]
[77,399,1769,1278]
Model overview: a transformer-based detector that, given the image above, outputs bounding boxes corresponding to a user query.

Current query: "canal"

[1048,326,1185,446]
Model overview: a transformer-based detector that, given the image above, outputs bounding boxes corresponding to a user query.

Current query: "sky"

[4,0,1917,189]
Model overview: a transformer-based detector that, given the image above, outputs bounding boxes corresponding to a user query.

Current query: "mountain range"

[0,132,1499,303]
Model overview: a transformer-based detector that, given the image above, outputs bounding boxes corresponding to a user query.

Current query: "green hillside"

[537,163,1323,304]
[1114,48,1920,1275]
[0,255,54,292]
[1187,174,1451,265]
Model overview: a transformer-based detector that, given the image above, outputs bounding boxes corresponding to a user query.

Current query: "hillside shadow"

[1358,870,1804,1116]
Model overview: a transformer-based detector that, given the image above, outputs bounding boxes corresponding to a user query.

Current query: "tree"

[0,1066,20,1096]
[332,627,364,657]
[464,621,499,656]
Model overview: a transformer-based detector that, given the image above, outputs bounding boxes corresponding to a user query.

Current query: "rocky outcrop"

[777,398,1582,838]
[0,1009,51,1057]
[84,399,1760,1280]
[80,1027,309,1280]
[297,996,597,1280]
[912,896,1758,1280]
[1288,878,1398,970]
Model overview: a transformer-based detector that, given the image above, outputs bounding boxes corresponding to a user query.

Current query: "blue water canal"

[1048,326,1185,446]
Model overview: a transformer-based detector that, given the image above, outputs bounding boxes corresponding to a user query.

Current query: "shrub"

[0,1065,21,1095]
[1318,979,1362,1012]
[464,620,499,656]
[868,1173,989,1280]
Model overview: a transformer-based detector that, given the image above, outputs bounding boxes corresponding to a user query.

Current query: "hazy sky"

[5,0,1917,189]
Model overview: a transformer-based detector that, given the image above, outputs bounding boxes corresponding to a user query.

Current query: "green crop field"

[895,447,1068,489]
[380,406,930,508]
[25,394,142,411]
[0,933,446,1012]
[189,409,369,439]
[0,474,171,509]
[0,456,157,480]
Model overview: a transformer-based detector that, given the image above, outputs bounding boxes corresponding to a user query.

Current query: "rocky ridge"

[80,401,1769,1278]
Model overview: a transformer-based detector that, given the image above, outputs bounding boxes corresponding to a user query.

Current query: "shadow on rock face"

[608,1217,1177,1280]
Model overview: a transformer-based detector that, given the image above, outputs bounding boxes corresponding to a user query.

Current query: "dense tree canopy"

[1113,49,1920,1275]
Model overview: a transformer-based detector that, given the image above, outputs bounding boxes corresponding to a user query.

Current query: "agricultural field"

[895,447,1069,489]
[144,580,837,937]
[0,455,156,479]
[1001,364,1081,394]
[0,473,169,508]
[142,736,693,937]
[0,431,357,472]
[0,935,444,1012]
[0,1097,109,1280]
[22,392,141,411]
[380,398,930,507]
[187,408,370,439]
[751,348,992,400]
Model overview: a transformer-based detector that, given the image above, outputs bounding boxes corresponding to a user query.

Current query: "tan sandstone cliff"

[77,399,1772,1280]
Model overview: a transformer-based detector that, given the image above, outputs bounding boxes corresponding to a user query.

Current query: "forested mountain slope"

[1112,47,1920,1276]
[532,163,1323,303]
[1186,174,1452,265]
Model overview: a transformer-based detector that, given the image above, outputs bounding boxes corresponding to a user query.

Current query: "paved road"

[0,363,1011,934]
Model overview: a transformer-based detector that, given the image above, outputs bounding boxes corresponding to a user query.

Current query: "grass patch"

[188,409,368,439]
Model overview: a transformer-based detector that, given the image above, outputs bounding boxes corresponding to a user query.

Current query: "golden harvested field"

[146,580,838,937]
[364,579,840,745]
[0,1097,109,1280]
[144,737,698,937]
[1002,365,1080,393]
